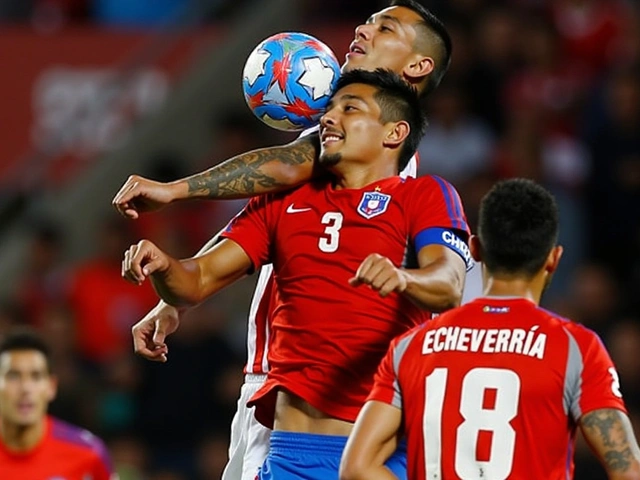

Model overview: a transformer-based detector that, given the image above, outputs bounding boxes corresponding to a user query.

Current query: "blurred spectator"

[134,305,243,476]
[417,81,495,183]
[0,300,25,339]
[506,15,591,136]
[15,220,69,326]
[585,67,640,282]
[67,215,158,365]
[550,0,629,76]
[555,262,623,338]
[92,0,187,27]
[466,6,520,134]
[0,327,116,479]
[196,433,233,480]
[606,319,640,407]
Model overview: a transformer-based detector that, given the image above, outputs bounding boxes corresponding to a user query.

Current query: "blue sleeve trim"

[432,176,469,232]
[415,227,474,271]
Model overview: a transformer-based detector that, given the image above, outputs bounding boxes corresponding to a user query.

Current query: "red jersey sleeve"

[409,175,470,238]
[368,338,401,407]
[221,195,275,270]
[564,323,628,420]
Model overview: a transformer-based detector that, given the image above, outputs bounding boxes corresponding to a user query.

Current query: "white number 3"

[609,367,623,398]
[318,212,343,253]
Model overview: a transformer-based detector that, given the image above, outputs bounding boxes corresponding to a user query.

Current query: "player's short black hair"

[335,68,427,172]
[478,179,559,278]
[389,0,452,97]
[0,328,52,372]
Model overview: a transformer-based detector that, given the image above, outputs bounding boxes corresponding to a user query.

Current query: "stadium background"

[0,0,638,478]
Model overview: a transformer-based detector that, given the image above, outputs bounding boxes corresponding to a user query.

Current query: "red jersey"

[222,174,468,426]
[0,416,115,480]
[242,153,420,376]
[370,297,627,480]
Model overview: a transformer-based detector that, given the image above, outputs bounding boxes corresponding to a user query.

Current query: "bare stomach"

[273,389,354,436]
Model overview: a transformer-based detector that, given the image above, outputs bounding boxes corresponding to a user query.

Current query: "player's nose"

[354,23,372,41]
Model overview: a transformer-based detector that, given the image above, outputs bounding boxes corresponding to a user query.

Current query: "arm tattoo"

[581,408,635,472]
[186,137,317,198]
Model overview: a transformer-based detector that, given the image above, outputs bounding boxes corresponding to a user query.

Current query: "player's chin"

[319,152,341,168]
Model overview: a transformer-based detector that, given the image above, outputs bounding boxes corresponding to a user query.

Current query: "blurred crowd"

[1,0,640,478]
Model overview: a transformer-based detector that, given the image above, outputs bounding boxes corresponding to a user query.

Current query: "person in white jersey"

[111,2,477,479]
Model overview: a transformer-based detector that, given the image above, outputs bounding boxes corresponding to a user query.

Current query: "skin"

[123,5,451,362]
[111,5,434,217]
[0,350,57,452]
[340,239,640,480]
[122,81,465,435]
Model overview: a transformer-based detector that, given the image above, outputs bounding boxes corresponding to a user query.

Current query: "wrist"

[167,180,188,202]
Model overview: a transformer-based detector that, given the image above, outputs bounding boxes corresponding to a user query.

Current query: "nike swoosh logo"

[286,204,312,214]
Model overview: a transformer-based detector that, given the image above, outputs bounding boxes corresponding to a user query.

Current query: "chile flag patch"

[357,192,391,219]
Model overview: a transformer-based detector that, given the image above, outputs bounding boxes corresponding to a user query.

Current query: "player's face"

[0,350,55,428]
[343,7,423,77]
[319,83,388,167]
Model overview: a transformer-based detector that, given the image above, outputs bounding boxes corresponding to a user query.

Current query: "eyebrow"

[327,93,368,110]
[366,13,402,26]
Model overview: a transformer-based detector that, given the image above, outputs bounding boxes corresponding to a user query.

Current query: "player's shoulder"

[400,174,462,199]
[50,417,110,460]
[390,323,429,357]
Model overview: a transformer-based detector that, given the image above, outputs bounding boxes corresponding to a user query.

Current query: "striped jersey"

[223,173,468,426]
[369,297,627,480]
[0,416,115,480]
[242,151,419,375]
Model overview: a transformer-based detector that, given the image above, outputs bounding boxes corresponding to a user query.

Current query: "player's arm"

[129,228,233,362]
[339,401,403,480]
[122,237,252,307]
[113,134,319,218]
[579,408,640,479]
[350,243,466,313]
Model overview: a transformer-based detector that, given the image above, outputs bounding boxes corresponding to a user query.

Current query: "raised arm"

[128,227,228,362]
[349,244,466,313]
[123,237,253,308]
[339,401,402,480]
[113,134,319,219]
[579,408,640,479]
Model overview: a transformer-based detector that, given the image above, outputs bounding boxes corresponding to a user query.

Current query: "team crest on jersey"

[357,192,391,219]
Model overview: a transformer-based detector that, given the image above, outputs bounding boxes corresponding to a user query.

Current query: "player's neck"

[481,276,543,305]
[333,161,398,189]
[0,417,47,452]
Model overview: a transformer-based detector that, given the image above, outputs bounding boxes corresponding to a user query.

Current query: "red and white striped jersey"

[242,151,419,375]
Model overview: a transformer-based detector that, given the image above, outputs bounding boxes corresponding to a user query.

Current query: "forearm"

[175,136,318,200]
[401,255,465,312]
[340,466,398,480]
[150,258,206,308]
[580,409,640,480]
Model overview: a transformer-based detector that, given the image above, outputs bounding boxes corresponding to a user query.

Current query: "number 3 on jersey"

[319,212,343,253]
[424,367,521,479]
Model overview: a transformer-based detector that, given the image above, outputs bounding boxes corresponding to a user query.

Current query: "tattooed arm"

[579,408,640,479]
[113,134,319,219]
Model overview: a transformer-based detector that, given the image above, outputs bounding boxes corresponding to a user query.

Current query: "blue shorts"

[258,431,407,480]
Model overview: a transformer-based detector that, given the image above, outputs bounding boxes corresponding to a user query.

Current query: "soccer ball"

[242,32,341,131]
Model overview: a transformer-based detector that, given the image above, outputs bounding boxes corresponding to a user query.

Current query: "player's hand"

[112,175,183,219]
[349,253,409,297]
[122,240,171,285]
[131,302,181,362]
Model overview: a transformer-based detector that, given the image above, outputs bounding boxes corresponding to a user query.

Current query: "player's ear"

[47,374,58,403]
[544,245,563,275]
[384,121,410,148]
[469,235,482,262]
[404,54,434,81]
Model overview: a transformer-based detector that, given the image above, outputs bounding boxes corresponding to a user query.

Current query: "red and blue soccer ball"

[242,32,341,131]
